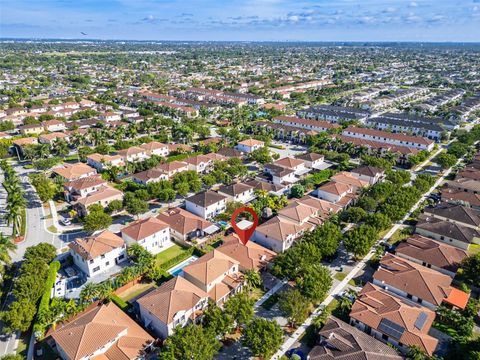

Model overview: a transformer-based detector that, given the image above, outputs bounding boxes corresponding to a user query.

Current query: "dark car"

[286,348,307,360]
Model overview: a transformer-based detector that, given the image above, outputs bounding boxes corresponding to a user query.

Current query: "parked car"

[61,218,71,226]
[286,348,306,360]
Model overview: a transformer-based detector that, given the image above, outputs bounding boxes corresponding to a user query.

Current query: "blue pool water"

[168,256,198,277]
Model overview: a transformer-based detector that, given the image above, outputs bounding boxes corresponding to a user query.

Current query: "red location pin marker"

[230,206,258,245]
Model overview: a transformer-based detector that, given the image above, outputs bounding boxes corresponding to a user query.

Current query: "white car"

[61,218,71,226]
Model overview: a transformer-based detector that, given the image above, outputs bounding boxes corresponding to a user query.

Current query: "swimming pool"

[167,256,198,277]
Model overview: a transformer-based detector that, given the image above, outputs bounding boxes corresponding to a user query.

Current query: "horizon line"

[2,37,480,44]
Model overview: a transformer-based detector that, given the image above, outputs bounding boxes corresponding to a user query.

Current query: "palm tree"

[37,143,50,159]
[0,233,16,264]
[244,270,261,292]
[80,282,99,304]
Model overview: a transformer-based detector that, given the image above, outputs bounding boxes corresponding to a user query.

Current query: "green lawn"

[334,272,347,281]
[119,282,156,302]
[156,244,190,266]
[388,226,413,245]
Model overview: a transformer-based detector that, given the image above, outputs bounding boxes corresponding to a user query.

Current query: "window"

[93,266,100,273]
[382,334,389,341]
[105,261,110,266]
[89,259,94,264]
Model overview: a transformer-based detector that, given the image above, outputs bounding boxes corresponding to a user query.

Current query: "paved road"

[272,148,464,359]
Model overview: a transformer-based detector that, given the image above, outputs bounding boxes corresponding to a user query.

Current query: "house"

[183,250,244,304]
[167,143,193,153]
[235,138,264,153]
[217,182,255,203]
[47,302,153,360]
[12,137,38,156]
[264,164,297,185]
[307,316,403,360]
[245,179,287,196]
[156,161,188,178]
[185,154,213,173]
[273,115,341,132]
[63,175,107,202]
[121,217,172,255]
[350,166,385,185]
[86,153,125,171]
[74,185,123,216]
[217,147,243,158]
[350,282,438,355]
[296,195,342,220]
[395,235,468,277]
[373,254,469,310]
[42,119,66,132]
[140,141,169,157]
[136,276,209,338]
[297,105,371,123]
[456,167,480,181]
[38,132,69,145]
[117,146,149,163]
[157,207,217,243]
[423,202,480,229]
[277,200,322,226]
[53,163,97,182]
[367,116,444,141]
[18,123,44,135]
[216,234,276,272]
[342,126,435,151]
[273,157,309,176]
[69,230,127,277]
[415,213,480,250]
[99,111,121,122]
[132,168,168,185]
[441,185,480,210]
[185,191,227,220]
[253,216,312,253]
[316,181,356,207]
[295,153,325,170]
[330,172,370,191]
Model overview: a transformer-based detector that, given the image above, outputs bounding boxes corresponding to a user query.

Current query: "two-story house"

[137,276,209,338]
[121,217,172,255]
[183,250,244,304]
[235,138,264,153]
[373,254,469,310]
[69,230,127,277]
[63,175,107,202]
[185,191,227,220]
[217,183,255,204]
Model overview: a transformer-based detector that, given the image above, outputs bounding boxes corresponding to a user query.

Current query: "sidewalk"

[272,154,462,359]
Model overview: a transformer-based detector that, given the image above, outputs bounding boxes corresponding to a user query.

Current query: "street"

[271,142,464,359]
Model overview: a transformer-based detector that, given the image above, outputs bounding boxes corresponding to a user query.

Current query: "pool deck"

[167,255,198,276]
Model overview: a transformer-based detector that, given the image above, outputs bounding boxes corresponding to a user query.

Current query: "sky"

[1,0,479,42]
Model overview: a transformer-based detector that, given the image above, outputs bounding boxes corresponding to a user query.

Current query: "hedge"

[158,247,195,270]
[19,207,26,237]
[37,261,61,313]
[110,294,129,310]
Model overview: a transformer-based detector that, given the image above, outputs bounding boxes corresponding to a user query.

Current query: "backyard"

[155,244,191,267]
[118,282,157,302]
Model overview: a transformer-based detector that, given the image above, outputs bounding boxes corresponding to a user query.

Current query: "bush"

[110,294,129,310]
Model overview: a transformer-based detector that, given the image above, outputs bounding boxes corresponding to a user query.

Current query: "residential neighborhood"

[0,22,480,360]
